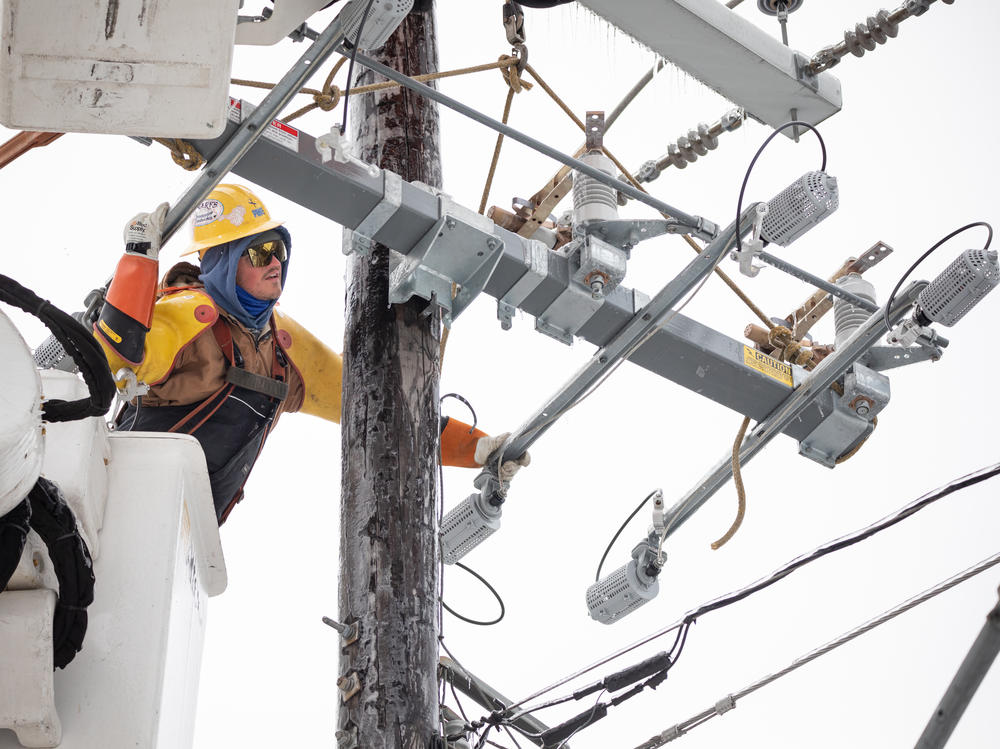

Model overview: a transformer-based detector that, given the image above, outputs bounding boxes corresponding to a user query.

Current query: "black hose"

[0,499,32,592]
[27,477,95,669]
[0,274,115,422]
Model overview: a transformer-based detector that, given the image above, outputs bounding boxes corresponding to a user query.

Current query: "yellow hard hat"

[183,184,284,258]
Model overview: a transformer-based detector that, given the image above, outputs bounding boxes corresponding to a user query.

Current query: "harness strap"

[211,317,287,399]
[225,367,289,400]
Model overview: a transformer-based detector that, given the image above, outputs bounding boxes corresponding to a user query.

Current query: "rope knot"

[766,325,812,366]
[498,53,532,93]
[313,85,342,112]
[155,137,205,171]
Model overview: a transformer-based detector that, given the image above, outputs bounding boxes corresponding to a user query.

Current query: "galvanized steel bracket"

[345,169,403,256]
[388,195,506,327]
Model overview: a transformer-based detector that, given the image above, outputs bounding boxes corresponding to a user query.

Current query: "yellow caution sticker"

[743,346,793,387]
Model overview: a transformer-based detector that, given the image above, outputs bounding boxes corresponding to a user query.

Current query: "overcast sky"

[2,1,999,747]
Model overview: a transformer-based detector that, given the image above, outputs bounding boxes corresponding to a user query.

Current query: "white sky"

[2,1,999,747]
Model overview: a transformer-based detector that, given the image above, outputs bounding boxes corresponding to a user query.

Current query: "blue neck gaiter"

[199,226,292,330]
[235,285,273,320]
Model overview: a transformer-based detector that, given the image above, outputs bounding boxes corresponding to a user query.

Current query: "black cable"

[595,489,659,582]
[340,0,377,135]
[684,460,1000,624]
[0,274,115,422]
[0,499,32,592]
[27,477,96,669]
[441,392,478,433]
[667,621,687,661]
[503,459,1000,716]
[671,621,692,664]
[735,120,827,255]
[882,221,994,332]
[442,562,506,626]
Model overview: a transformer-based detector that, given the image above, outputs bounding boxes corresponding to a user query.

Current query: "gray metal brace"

[658,281,926,539]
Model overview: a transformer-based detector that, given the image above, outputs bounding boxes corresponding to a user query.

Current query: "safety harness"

[118,312,291,524]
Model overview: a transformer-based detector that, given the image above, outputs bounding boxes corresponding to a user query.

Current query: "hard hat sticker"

[223,206,246,227]
[194,199,224,227]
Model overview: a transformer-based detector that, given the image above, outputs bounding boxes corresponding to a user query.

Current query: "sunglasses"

[245,239,287,268]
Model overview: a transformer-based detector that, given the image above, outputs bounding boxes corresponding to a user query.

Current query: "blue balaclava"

[199,226,292,331]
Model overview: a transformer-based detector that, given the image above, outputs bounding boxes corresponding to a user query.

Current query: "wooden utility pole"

[338,7,442,749]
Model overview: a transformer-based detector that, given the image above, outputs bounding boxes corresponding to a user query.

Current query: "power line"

[504,461,1000,713]
[634,549,1000,748]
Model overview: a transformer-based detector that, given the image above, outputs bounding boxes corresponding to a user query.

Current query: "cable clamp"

[316,126,380,178]
[730,203,768,277]
[659,724,684,743]
[885,318,928,348]
[714,694,736,715]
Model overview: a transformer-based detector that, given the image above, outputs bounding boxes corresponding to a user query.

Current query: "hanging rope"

[478,53,532,215]
[152,138,205,171]
[711,416,752,550]
[232,56,525,124]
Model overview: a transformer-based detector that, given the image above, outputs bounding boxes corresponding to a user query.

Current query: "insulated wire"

[340,0,377,135]
[502,460,1000,713]
[882,221,994,332]
[442,562,506,626]
[596,489,661,582]
[735,120,827,256]
[556,690,607,749]
[635,549,1000,748]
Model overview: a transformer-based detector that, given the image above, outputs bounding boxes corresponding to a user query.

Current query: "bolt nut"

[849,395,875,416]
[337,671,363,701]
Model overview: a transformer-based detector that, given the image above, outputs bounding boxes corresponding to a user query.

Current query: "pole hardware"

[387,191,508,327]
[335,726,358,749]
[322,616,360,645]
[337,671,363,701]
[659,281,927,540]
[349,48,719,242]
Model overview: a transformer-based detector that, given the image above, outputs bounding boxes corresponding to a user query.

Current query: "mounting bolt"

[584,270,609,299]
[335,727,358,749]
[445,216,457,230]
[486,237,502,252]
[337,671,363,701]
[323,616,359,645]
[849,395,875,417]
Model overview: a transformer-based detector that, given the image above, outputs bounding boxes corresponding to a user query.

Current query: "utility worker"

[93,184,528,524]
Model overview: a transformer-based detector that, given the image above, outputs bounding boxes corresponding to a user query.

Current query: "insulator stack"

[573,151,619,230]
[833,274,877,350]
[620,109,744,203]
[809,0,954,74]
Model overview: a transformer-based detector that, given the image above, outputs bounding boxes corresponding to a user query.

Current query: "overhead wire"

[501,460,1000,714]
[635,549,1000,748]
[442,562,506,626]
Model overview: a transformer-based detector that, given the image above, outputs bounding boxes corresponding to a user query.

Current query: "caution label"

[226,98,300,152]
[743,346,793,387]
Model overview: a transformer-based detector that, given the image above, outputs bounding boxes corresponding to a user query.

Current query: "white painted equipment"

[578,0,842,134]
[0,314,227,748]
[0,0,240,137]
[0,312,42,518]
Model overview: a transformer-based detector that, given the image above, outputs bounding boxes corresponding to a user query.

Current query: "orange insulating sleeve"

[441,417,487,468]
[105,254,159,327]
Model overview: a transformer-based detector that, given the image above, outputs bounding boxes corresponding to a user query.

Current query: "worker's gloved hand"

[123,202,169,259]
[474,432,531,484]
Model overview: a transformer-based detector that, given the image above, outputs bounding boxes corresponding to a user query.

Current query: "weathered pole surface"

[338,6,442,749]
